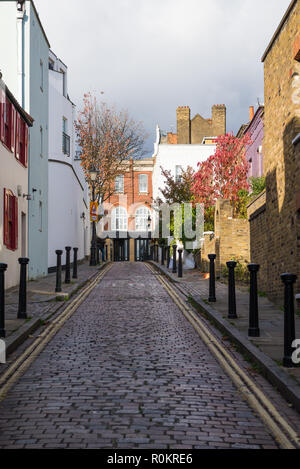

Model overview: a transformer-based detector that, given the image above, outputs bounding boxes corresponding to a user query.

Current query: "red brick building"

[100,157,154,261]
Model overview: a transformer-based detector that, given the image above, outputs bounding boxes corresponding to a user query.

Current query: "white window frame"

[139,174,148,193]
[175,165,183,182]
[135,206,150,231]
[115,175,124,193]
[111,206,127,231]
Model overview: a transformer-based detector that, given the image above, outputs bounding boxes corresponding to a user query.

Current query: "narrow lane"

[0,263,279,449]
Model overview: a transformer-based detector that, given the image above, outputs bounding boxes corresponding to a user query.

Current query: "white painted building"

[48,50,89,270]
[0,78,33,289]
[152,125,216,202]
[0,0,50,280]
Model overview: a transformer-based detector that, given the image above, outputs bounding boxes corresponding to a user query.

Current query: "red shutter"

[10,104,15,153]
[24,123,28,167]
[3,188,9,247]
[15,113,20,160]
[0,90,5,144]
[13,195,18,250]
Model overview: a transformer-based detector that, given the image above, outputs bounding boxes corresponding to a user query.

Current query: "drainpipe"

[16,1,25,107]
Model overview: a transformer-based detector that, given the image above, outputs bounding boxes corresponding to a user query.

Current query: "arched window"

[111,206,127,231]
[135,206,150,231]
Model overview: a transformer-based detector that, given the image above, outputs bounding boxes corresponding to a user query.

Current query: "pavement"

[0,263,287,449]
[3,259,106,356]
[151,261,300,412]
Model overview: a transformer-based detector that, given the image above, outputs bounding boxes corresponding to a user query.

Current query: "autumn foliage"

[157,166,195,205]
[75,92,146,202]
[192,133,251,213]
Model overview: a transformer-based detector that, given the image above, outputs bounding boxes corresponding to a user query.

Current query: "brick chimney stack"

[177,106,191,144]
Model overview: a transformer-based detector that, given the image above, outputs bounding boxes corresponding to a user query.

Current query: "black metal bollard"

[208,254,216,302]
[73,248,78,279]
[106,245,108,262]
[65,246,71,284]
[0,263,7,338]
[166,246,170,269]
[18,258,29,319]
[161,245,165,266]
[281,273,297,367]
[227,261,237,319]
[178,249,183,278]
[248,263,260,337]
[172,245,177,273]
[55,250,63,293]
[96,246,100,265]
[150,245,154,261]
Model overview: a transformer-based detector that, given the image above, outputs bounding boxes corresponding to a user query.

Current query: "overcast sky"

[34,0,291,155]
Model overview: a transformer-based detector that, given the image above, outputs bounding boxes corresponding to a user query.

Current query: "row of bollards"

[0,245,104,340]
[55,247,79,293]
[155,244,184,279]
[0,258,30,338]
[207,254,298,368]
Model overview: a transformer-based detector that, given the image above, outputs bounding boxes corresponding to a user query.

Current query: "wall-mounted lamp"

[17,1,25,12]
[23,194,32,201]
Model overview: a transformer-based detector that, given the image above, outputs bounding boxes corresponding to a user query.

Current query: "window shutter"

[15,113,20,160]
[24,123,28,167]
[0,90,5,144]
[10,104,15,153]
[3,189,9,247]
[13,195,18,250]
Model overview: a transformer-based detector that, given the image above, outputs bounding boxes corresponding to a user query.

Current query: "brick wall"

[247,191,268,293]
[177,106,190,144]
[201,199,250,277]
[177,105,226,144]
[212,105,226,137]
[253,0,300,304]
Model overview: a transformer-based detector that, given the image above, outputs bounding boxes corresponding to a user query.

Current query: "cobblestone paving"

[0,263,280,449]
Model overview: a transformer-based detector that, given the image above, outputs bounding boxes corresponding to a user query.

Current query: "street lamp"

[89,167,98,266]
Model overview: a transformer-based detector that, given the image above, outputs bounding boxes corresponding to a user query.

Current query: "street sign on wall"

[90,201,98,222]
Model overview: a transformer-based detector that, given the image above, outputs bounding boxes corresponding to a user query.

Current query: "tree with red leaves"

[192,133,251,215]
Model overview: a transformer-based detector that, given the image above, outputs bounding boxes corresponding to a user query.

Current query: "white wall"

[152,126,216,202]
[0,0,49,281]
[48,163,88,268]
[48,51,89,269]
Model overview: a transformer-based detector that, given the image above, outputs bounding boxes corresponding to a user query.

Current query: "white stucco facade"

[152,125,216,202]
[48,50,89,269]
[0,0,50,280]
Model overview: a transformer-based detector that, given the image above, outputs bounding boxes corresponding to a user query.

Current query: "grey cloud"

[34,0,292,154]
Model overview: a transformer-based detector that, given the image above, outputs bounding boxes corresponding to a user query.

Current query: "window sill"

[1,140,13,153]
[4,244,17,252]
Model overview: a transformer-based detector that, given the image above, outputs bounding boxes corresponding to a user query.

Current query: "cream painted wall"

[0,142,28,289]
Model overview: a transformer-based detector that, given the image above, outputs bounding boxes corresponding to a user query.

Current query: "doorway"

[113,239,130,261]
[135,239,150,261]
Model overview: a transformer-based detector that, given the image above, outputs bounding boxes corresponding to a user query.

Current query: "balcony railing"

[62,132,70,156]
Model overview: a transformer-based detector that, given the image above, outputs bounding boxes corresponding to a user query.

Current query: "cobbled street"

[0,263,279,449]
